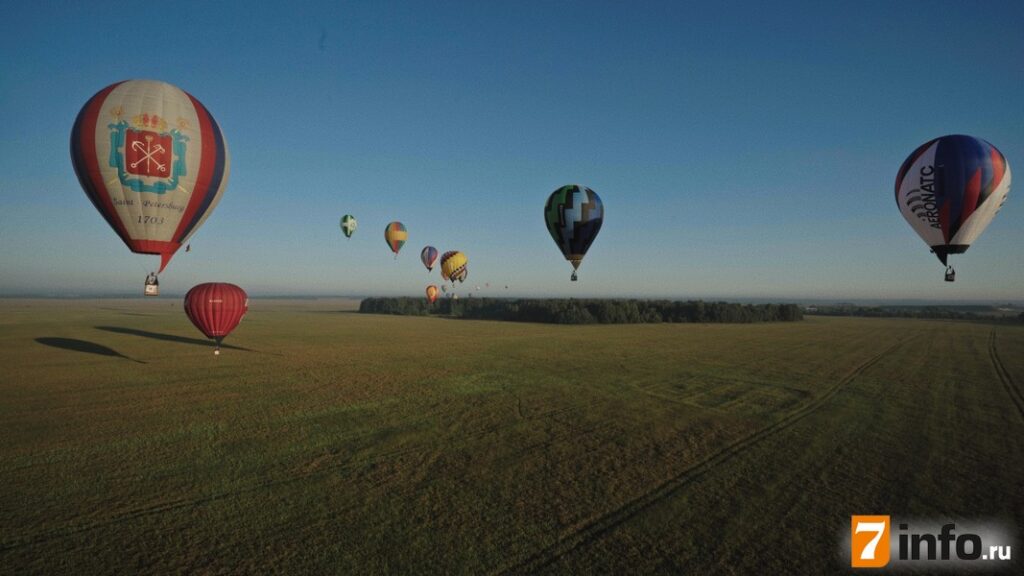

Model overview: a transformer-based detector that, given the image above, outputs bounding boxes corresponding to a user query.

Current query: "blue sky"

[1,0,1022,301]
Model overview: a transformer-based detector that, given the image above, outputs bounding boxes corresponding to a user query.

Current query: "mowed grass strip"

[1,301,1022,574]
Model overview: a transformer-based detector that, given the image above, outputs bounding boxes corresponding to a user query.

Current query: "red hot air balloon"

[71,79,230,275]
[183,283,248,355]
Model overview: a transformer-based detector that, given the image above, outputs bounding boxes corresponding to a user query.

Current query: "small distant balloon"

[421,246,438,272]
[340,214,357,238]
[384,221,407,257]
[426,284,439,304]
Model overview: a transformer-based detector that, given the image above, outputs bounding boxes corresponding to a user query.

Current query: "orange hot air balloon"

[426,284,439,304]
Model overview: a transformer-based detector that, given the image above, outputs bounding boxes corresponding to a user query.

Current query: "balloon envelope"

[184,283,248,345]
[895,135,1011,265]
[544,184,603,273]
[440,251,468,283]
[384,222,407,255]
[421,246,438,271]
[340,214,357,238]
[426,284,439,303]
[71,79,230,273]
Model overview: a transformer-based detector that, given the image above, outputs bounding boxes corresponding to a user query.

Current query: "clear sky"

[1,0,1022,301]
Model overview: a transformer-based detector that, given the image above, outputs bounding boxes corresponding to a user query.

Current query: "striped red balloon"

[183,283,248,353]
[71,79,230,273]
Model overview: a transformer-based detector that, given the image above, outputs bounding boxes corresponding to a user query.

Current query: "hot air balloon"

[183,283,248,355]
[544,184,603,281]
[421,246,439,272]
[441,285,448,293]
[426,284,439,304]
[340,214,357,238]
[384,221,407,258]
[71,80,230,279]
[896,135,1011,282]
[440,251,468,283]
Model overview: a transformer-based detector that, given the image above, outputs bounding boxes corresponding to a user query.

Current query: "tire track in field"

[988,328,1024,422]
[0,444,408,553]
[1,388,604,552]
[491,340,904,575]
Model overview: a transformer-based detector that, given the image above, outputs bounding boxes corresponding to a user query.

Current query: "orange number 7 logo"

[851,515,890,568]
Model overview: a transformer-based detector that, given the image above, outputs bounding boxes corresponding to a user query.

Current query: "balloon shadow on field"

[97,307,157,317]
[94,326,253,352]
[35,337,146,364]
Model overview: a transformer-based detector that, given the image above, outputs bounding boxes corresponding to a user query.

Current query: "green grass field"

[2,299,1022,574]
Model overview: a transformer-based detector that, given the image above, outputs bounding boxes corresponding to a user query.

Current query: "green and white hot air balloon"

[340,214,357,239]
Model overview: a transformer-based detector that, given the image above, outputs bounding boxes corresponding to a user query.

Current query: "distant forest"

[359,298,803,324]
[807,304,1024,322]
[806,303,1024,319]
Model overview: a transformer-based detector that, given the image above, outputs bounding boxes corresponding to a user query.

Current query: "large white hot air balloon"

[71,79,230,275]
[895,135,1010,281]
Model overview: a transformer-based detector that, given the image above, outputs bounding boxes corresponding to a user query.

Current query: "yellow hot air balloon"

[426,284,439,304]
[440,251,468,283]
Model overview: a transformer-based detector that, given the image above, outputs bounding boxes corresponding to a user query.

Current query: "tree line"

[359,297,803,324]
[808,304,1024,322]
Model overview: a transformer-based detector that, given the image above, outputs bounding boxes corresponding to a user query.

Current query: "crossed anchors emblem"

[130,134,168,173]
